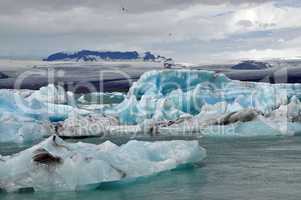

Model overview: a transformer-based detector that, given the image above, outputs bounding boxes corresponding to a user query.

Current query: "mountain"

[43,50,171,62]
[231,60,272,70]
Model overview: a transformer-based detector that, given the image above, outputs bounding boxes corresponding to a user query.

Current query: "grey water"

[1,136,301,200]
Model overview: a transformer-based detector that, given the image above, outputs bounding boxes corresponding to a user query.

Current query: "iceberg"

[98,69,301,137]
[267,96,301,122]
[0,135,206,192]
[0,90,88,123]
[103,70,300,122]
[156,113,288,137]
[2,69,301,140]
[26,84,70,104]
[157,100,301,137]
[261,96,301,135]
[0,86,90,142]
[0,111,54,143]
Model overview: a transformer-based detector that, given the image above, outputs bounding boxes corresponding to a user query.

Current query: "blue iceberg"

[0,135,206,192]
[0,85,90,143]
[103,70,301,126]
[2,69,301,140]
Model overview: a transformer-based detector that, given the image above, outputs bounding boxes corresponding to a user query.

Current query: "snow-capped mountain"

[43,50,173,63]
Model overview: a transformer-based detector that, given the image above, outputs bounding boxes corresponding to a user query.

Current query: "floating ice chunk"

[0,91,55,143]
[260,96,301,135]
[0,89,24,113]
[159,109,281,137]
[57,113,119,137]
[0,135,206,192]
[108,70,301,126]
[268,96,301,122]
[159,117,288,137]
[161,107,301,137]
[212,109,261,125]
[27,84,69,104]
[0,87,90,122]
[0,111,54,143]
[0,88,90,142]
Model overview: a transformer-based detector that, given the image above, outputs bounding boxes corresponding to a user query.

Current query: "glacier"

[1,69,301,141]
[0,135,206,192]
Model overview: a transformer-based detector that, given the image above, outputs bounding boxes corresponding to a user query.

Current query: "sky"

[1,0,301,63]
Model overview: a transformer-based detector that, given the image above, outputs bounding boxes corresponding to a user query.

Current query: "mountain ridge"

[43,50,172,62]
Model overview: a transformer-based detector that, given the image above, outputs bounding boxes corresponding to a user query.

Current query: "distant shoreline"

[1,59,301,92]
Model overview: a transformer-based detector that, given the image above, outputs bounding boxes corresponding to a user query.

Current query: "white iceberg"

[268,96,301,122]
[0,111,54,143]
[0,135,206,192]
[260,96,301,135]
[26,84,71,104]
[158,106,301,137]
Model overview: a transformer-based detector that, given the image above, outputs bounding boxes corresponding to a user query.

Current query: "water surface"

[1,136,301,200]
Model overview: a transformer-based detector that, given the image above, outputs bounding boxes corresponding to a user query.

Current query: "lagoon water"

[1,136,301,200]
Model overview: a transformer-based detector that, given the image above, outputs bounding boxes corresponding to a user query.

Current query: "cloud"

[215,47,301,60]
[230,2,301,32]
[236,20,254,27]
[0,0,301,63]
[0,0,273,15]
